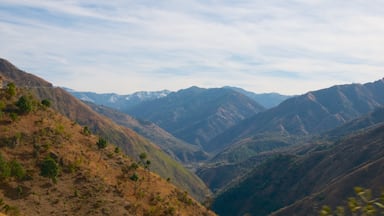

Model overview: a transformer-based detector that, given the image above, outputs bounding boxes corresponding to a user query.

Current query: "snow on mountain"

[67,89,171,111]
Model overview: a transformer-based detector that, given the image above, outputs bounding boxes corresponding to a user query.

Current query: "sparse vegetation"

[9,160,26,180]
[320,187,384,216]
[0,153,11,180]
[0,197,20,216]
[0,154,25,181]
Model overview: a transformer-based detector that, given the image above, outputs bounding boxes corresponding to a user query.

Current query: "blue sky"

[1,0,383,95]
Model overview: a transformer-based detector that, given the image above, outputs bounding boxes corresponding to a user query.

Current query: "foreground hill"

[0,87,215,215]
[212,108,384,216]
[126,86,265,152]
[84,101,209,164]
[0,58,210,201]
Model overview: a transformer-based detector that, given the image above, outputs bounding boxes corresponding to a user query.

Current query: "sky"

[1,0,384,95]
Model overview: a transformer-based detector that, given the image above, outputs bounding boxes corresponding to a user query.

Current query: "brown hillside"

[0,58,211,201]
[0,88,215,216]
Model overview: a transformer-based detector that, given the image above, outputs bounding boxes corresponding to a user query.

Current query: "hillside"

[0,87,215,215]
[0,58,210,201]
[84,101,209,164]
[212,112,384,216]
[126,86,265,152]
[196,134,313,192]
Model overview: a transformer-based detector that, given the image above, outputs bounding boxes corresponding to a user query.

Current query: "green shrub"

[9,112,18,121]
[0,154,10,180]
[40,156,59,183]
[6,83,16,98]
[9,160,26,180]
[16,96,33,114]
[96,137,107,149]
[82,126,91,136]
[41,99,51,107]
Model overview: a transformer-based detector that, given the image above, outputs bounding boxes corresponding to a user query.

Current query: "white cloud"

[0,0,383,94]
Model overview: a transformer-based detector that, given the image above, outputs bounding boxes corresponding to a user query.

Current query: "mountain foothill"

[1,57,384,216]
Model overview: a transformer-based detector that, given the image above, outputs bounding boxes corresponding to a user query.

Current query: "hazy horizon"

[1,0,384,95]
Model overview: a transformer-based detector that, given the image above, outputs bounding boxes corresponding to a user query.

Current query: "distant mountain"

[209,79,384,152]
[0,58,210,201]
[66,88,171,111]
[224,86,291,108]
[0,86,215,215]
[84,101,210,164]
[213,116,384,216]
[325,106,384,139]
[125,86,266,152]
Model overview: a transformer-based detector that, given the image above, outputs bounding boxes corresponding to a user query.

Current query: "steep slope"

[0,58,210,201]
[212,117,384,216]
[66,88,171,111]
[126,86,265,152]
[210,79,384,152]
[0,87,215,215]
[196,135,310,192]
[84,101,209,164]
[326,106,384,138]
[224,86,291,108]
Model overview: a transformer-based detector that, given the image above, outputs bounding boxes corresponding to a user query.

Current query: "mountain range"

[2,57,384,216]
[65,88,171,111]
[212,107,384,216]
[125,86,266,152]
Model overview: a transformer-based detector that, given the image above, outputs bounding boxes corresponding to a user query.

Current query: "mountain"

[212,107,384,216]
[209,79,384,153]
[325,106,384,139]
[84,101,209,164]
[0,86,215,216]
[0,58,210,201]
[196,134,313,192]
[224,86,291,108]
[126,86,266,152]
[66,88,171,111]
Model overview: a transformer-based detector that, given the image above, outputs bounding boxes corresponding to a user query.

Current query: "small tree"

[40,156,59,183]
[130,172,140,195]
[139,152,151,183]
[6,83,16,98]
[16,95,33,114]
[96,137,107,149]
[41,99,51,108]
[82,126,91,136]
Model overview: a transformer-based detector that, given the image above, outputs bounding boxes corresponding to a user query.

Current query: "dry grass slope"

[0,88,215,216]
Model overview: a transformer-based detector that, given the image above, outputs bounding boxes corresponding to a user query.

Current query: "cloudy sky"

[1,0,383,95]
